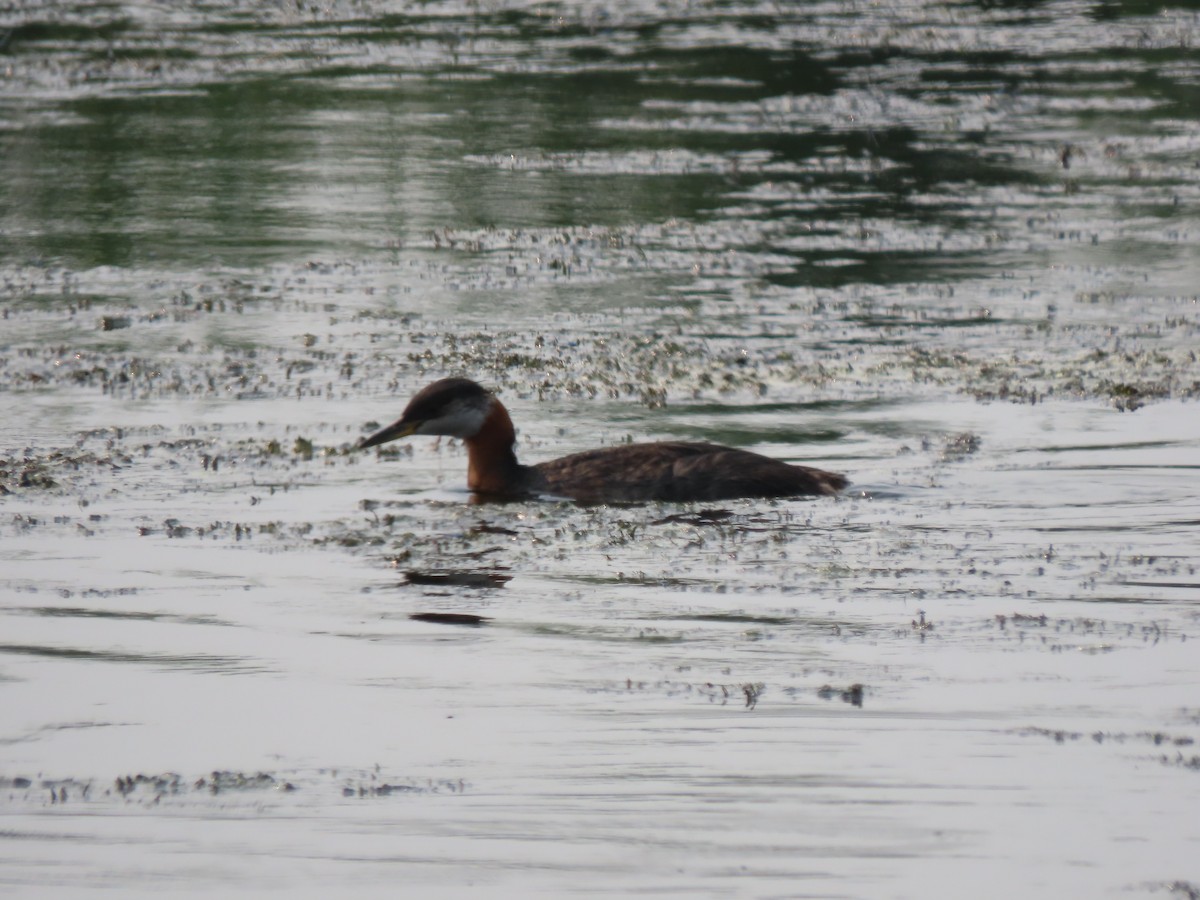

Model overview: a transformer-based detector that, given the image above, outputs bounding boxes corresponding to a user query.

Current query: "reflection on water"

[2,2,1199,898]
[0,642,255,672]
[3,0,1198,291]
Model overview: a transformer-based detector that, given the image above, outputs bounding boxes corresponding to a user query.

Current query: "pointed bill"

[358,418,420,450]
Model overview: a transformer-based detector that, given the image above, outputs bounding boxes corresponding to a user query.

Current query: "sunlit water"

[2,2,1199,898]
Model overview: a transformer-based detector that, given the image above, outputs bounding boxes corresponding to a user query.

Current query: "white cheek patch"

[417,397,488,439]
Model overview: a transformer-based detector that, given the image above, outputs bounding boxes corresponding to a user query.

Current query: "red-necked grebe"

[359,377,847,502]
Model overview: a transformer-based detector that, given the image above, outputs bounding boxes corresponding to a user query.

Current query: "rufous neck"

[464,398,523,494]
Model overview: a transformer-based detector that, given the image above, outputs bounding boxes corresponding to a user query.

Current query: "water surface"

[2,2,1199,897]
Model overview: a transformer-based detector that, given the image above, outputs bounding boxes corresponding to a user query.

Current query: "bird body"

[359,377,846,503]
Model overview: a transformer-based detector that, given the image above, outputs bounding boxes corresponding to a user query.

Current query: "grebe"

[359,377,847,503]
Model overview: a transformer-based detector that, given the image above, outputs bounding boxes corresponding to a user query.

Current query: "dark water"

[2,2,1199,897]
